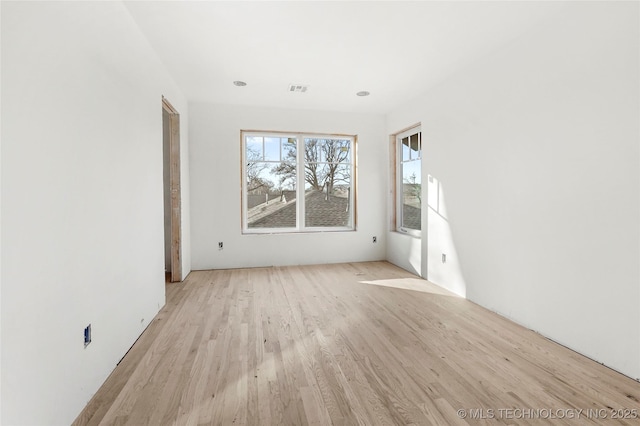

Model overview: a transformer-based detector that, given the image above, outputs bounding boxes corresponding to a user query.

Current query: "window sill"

[243,228,356,235]
[394,229,422,239]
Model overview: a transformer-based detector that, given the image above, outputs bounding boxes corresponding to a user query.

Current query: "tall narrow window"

[242,132,355,233]
[397,127,421,234]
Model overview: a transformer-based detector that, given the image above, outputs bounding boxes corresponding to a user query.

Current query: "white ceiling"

[125,1,568,115]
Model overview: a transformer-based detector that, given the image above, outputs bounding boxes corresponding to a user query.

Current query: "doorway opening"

[162,97,182,282]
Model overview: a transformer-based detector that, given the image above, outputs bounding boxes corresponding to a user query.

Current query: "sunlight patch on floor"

[358,278,460,297]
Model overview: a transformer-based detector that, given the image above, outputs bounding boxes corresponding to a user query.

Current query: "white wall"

[387,2,639,379]
[190,103,386,270]
[1,2,190,424]
[0,2,3,421]
[386,232,421,277]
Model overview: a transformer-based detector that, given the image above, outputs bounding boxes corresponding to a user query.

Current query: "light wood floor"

[74,262,640,425]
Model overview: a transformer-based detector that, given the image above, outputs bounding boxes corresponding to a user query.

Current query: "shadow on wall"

[427,175,467,297]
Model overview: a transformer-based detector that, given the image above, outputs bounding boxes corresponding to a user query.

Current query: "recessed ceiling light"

[233,81,247,87]
[356,91,370,97]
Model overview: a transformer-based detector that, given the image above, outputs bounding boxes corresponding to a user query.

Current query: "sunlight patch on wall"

[427,175,467,297]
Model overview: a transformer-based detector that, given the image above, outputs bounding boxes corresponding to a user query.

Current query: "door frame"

[162,96,182,282]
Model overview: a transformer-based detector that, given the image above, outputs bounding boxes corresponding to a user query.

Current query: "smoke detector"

[288,84,309,93]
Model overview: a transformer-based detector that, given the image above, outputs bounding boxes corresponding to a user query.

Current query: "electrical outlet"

[372,236,377,243]
[84,324,92,348]
[442,253,447,263]
[218,242,224,250]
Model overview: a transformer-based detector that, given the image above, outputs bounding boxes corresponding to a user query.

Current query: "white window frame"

[396,126,422,237]
[241,131,356,234]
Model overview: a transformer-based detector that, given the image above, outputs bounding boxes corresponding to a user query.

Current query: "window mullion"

[397,137,403,231]
[297,135,305,231]
[243,135,248,232]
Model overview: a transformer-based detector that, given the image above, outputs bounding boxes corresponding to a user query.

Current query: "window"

[396,127,421,234]
[242,132,355,233]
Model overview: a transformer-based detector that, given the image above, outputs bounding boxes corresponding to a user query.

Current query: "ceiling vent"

[288,84,309,93]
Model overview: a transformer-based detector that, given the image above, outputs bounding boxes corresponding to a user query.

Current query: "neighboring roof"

[248,190,349,228]
[247,190,296,209]
[248,190,420,231]
[306,190,350,227]
[402,204,421,230]
[248,196,296,228]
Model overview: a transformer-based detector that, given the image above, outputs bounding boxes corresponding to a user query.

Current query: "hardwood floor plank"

[74,261,640,425]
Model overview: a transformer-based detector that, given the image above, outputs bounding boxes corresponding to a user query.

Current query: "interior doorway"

[162,97,182,282]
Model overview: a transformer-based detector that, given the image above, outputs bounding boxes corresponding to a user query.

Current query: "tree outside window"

[242,133,355,233]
